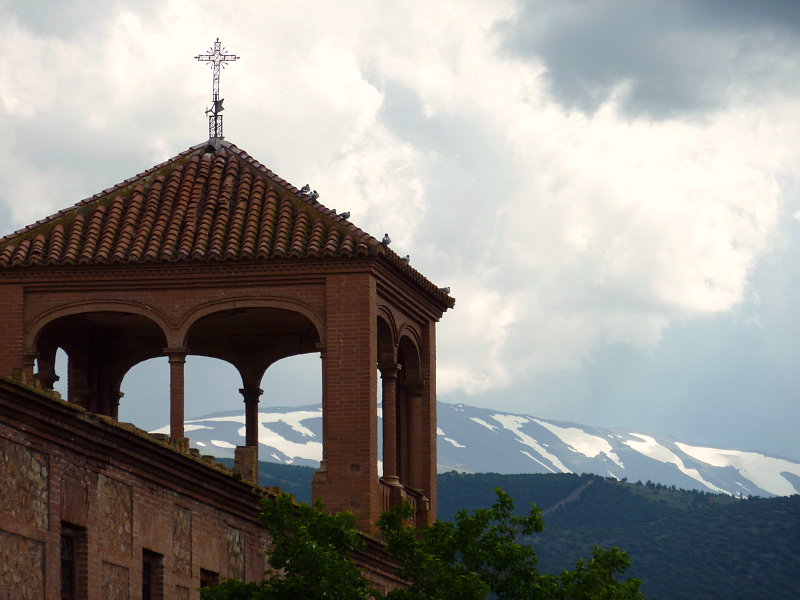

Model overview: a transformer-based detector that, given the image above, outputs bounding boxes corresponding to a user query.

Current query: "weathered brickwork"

[0,438,48,530]
[172,505,193,577]
[227,526,245,580]
[0,141,450,597]
[98,474,133,558]
[0,530,44,600]
[0,379,406,599]
[101,562,129,600]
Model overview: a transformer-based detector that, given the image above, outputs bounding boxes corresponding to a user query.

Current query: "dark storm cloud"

[497,0,800,118]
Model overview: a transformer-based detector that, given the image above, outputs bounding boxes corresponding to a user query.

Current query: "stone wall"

[0,437,48,530]
[0,530,44,600]
[172,505,193,578]
[101,562,129,600]
[98,474,133,559]
[0,377,406,599]
[227,526,245,580]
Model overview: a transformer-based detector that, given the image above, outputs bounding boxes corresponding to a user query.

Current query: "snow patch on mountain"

[437,427,467,448]
[470,418,499,433]
[211,440,235,449]
[624,434,725,493]
[520,450,557,472]
[675,443,800,497]
[491,414,571,473]
[534,419,624,468]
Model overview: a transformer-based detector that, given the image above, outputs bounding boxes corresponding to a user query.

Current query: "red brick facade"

[0,375,405,599]
[0,140,453,596]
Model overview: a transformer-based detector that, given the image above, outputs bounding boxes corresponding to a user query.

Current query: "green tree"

[202,489,644,600]
[378,489,643,600]
[200,493,380,600]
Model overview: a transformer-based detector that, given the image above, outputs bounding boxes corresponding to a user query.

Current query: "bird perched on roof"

[402,255,410,263]
[308,191,319,203]
[382,233,391,246]
[300,184,311,194]
[339,211,350,220]
[441,286,450,294]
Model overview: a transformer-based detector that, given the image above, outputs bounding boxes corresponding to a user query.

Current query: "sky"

[2,0,800,460]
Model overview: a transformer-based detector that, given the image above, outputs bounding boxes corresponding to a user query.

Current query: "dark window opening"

[142,549,164,600]
[200,569,219,589]
[61,523,86,600]
[60,534,75,600]
[142,561,151,600]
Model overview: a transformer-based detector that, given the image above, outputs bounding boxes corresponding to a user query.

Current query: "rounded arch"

[377,308,397,365]
[181,299,323,392]
[177,297,325,348]
[397,332,422,381]
[25,300,172,352]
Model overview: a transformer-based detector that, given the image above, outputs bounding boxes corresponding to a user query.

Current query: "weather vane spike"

[195,37,239,140]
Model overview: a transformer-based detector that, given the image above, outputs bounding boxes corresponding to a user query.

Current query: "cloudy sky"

[3,0,800,460]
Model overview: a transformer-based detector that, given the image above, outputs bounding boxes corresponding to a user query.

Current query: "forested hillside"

[439,471,800,600]
[227,461,800,599]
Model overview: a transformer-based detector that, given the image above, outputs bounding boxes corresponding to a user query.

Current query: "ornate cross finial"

[195,38,239,140]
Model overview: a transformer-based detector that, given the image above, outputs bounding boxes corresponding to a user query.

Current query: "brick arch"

[25,301,171,419]
[176,297,325,349]
[397,327,422,380]
[377,308,397,364]
[24,300,172,352]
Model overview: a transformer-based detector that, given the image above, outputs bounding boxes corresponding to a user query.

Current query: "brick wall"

[0,378,404,599]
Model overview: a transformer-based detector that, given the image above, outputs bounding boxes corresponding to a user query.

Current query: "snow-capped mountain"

[151,402,800,498]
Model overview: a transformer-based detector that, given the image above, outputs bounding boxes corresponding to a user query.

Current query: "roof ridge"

[0,144,201,246]
[0,140,454,308]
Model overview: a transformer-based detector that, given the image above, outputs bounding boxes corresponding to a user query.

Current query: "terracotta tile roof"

[0,141,454,308]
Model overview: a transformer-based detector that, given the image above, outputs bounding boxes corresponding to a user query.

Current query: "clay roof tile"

[28,234,46,265]
[45,224,65,265]
[63,215,85,264]
[79,205,106,264]
[11,239,31,267]
[0,140,454,309]
[129,178,163,262]
[0,243,14,267]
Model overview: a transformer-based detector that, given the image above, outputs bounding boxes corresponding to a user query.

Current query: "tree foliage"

[378,489,643,600]
[202,489,644,600]
[200,493,380,600]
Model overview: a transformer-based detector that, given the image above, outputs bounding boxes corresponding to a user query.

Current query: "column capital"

[22,350,39,363]
[378,363,402,379]
[239,387,264,403]
[403,379,426,395]
[163,347,189,363]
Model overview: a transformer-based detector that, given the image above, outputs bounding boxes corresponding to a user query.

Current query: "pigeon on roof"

[0,140,454,309]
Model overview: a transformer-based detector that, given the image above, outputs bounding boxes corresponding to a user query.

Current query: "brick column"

[110,390,123,421]
[420,323,438,526]
[239,386,263,447]
[379,363,401,485]
[22,351,37,381]
[312,272,379,532]
[164,348,188,439]
[317,343,328,461]
[405,380,425,491]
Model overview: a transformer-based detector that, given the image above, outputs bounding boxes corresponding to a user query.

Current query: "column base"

[233,445,258,485]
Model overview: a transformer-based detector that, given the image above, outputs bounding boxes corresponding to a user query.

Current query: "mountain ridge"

[151,400,800,498]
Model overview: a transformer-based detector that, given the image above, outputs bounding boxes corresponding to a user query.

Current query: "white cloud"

[3,1,800,454]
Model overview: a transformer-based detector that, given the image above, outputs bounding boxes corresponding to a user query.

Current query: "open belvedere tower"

[0,139,454,532]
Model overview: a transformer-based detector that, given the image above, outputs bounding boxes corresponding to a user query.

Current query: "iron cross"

[195,38,239,140]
